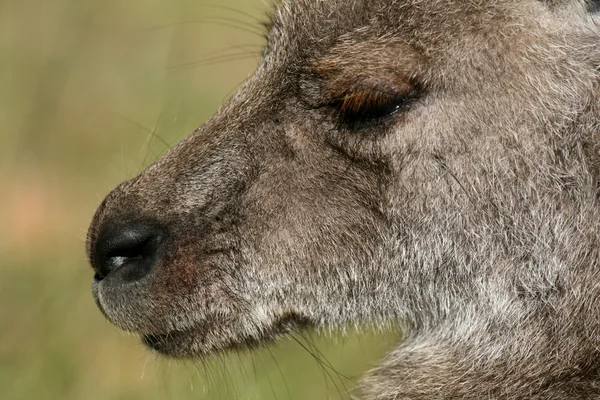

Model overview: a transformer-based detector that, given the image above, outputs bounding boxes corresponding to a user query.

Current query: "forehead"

[266,0,531,54]
[267,0,395,57]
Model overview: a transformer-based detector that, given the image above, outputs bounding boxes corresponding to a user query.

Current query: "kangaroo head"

[87,0,600,395]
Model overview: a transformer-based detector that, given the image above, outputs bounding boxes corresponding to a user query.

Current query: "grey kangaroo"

[86,0,600,398]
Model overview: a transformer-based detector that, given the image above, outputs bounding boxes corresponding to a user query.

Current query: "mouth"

[141,313,314,358]
[91,259,315,358]
[142,327,203,357]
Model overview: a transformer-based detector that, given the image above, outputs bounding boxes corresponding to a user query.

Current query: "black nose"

[91,221,167,282]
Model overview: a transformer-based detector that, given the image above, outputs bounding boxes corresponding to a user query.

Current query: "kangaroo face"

[87,0,599,366]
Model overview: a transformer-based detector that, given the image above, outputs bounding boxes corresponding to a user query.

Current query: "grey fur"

[87,0,600,398]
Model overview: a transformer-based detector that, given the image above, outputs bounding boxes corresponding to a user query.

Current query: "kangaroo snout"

[86,124,264,346]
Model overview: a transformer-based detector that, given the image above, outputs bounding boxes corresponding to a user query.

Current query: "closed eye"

[329,82,420,130]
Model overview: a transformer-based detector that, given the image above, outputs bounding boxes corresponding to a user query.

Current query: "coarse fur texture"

[87,0,600,398]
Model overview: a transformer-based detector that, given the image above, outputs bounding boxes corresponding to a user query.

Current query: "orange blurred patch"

[0,170,68,261]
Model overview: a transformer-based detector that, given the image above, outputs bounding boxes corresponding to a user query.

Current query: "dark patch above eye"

[588,0,600,13]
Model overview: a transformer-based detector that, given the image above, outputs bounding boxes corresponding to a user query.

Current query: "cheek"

[242,187,383,271]
[237,149,389,275]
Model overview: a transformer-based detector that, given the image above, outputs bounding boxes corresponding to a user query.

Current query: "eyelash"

[329,87,416,130]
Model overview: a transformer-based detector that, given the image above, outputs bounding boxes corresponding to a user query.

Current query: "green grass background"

[0,0,400,398]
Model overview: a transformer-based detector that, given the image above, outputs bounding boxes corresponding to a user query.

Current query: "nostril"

[105,235,152,270]
[92,221,167,283]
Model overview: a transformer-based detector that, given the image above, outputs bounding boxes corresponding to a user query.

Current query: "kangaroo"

[86,0,600,398]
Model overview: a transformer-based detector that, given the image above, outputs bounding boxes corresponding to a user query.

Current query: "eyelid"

[336,88,404,115]
[328,80,419,128]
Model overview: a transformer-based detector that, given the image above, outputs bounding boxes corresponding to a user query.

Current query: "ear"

[539,0,600,25]
[539,0,597,11]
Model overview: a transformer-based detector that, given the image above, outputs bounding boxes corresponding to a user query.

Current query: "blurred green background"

[0,0,399,399]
